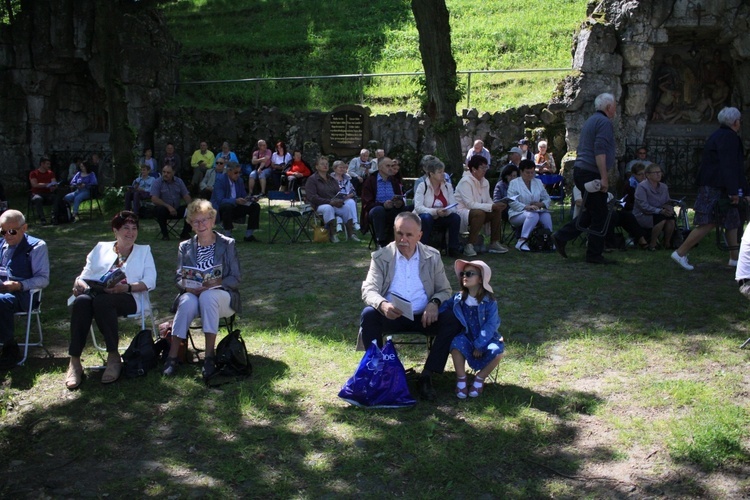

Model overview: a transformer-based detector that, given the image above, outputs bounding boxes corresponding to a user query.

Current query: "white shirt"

[387,249,428,314]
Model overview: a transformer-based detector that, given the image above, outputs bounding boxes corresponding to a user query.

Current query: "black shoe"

[448,248,462,258]
[586,255,617,265]
[243,235,258,242]
[202,356,216,381]
[161,234,170,241]
[40,218,49,226]
[179,232,192,241]
[416,375,437,401]
[552,233,567,258]
[0,340,21,369]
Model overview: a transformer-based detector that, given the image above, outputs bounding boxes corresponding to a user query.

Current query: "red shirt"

[30,169,56,195]
[287,160,311,177]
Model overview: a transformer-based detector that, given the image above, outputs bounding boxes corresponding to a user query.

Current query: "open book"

[181,264,223,289]
[83,268,126,292]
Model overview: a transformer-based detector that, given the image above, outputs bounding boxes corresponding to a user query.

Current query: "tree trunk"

[93,0,136,186]
[411,0,463,171]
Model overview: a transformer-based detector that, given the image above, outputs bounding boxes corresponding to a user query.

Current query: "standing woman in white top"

[507,160,552,251]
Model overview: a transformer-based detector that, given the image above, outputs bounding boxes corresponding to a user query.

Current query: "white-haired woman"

[671,107,749,270]
[413,155,461,257]
[163,199,241,379]
[534,140,556,174]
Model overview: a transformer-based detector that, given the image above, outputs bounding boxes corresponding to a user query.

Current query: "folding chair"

[7,288,44,365]
[267,190,313,243]
[186,313,236,362]
[538,174,566,224]
[90,291,158,352]
[83,185,104,220]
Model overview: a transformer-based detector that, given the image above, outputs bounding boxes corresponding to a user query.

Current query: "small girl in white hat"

[450,260,505,398]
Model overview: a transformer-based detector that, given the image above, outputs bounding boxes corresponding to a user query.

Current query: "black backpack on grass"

[526,225,554,252]
[206,329,252,385]
[122,329,160,378]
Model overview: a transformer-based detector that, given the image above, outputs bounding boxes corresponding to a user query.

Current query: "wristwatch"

[127,284,132,293]
[429,298,441,307]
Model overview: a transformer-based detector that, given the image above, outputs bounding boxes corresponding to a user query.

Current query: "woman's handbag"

[312,218,329,243]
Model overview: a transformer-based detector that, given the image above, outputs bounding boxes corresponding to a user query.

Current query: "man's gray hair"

[0,209,26,226]
[395,211,421,229]
[420,155,445,175]
[718,107,741,127]
[594,93,616,111]
[226,161,241,171]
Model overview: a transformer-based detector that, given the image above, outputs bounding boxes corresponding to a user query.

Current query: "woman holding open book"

[163,199,241,380]
[507,159,553,252]
[65,211,156,389]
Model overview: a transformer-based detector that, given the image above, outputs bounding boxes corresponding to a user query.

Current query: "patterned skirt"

[693,185,740,230]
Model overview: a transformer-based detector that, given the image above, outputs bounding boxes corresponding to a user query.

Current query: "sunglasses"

[0,228,19,236]
[459,271,479,278]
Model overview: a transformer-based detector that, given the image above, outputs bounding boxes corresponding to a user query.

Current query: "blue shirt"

[375,175,395,203]
[574,110,615,174]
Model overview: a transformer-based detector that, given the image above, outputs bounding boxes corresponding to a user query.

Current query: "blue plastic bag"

[338,338,416,408]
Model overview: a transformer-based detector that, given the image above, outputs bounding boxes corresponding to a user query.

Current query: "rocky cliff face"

[0,0,178,185]
[557,0,750,153]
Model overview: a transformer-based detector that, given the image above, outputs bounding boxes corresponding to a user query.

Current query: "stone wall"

[0,1,178,186]
[153,102,568,180]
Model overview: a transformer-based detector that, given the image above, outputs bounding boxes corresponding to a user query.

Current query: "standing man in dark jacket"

[0,210,49,368]
[553,93,617,264]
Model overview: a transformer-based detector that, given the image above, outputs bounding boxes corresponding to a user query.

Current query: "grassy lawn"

[1,196,749,498]
[164,0,587,113]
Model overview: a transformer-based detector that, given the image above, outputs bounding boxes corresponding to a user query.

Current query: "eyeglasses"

[191,218,212,226]
[0,228,19,236]
[647,171,662,176]
[459,271,479,278]
[216,162,225,165]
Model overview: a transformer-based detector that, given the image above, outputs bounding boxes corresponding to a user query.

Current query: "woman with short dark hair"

[66,211,156,389]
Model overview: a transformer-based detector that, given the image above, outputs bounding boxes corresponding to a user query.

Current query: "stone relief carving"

[651,49,732,124]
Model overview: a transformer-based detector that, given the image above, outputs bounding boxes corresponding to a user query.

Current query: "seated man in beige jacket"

[360,212,462,401]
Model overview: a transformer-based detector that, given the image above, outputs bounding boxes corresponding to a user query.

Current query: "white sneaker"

[348,234,361,242]
[671,251,694,271]
[463,243,477,257]
[515,239,530,252]
[488,241,509,254]
[330,235,340,244]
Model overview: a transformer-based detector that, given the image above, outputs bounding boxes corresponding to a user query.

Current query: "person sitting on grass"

[450,259,504,399]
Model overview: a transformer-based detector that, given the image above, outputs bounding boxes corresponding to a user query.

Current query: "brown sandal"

[101,361,122,384]
[455,376,468,399]
[469,376,485,398]
[65,364,84,390]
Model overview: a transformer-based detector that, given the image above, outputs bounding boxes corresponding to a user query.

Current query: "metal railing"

[174,68,571,109]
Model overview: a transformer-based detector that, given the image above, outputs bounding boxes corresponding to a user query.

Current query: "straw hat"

[454,259,493,294]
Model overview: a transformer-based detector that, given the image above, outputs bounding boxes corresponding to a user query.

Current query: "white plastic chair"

[11,288,44,365]
[90,291,158,352]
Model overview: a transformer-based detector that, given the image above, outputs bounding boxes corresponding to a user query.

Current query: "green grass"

[1,195,749,497]
[163,0,587,113]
